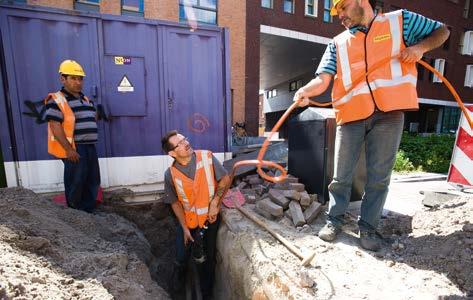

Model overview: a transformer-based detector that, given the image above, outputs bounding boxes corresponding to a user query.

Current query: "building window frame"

[283,0,295,14]
[262,0,273,9]
[323,0,333,22]
[465,65,473,88]
[75,0,100,12]
[432,58,446,83]
[122,0,144,16]
[289,79,303,92]
[179,0,218,26]
[305,0,317,17]
[441,107,461,134]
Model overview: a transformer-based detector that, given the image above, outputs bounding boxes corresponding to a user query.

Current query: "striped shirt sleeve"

[402,10,442,47]
[315,42,337,76]
[42,99,63,122]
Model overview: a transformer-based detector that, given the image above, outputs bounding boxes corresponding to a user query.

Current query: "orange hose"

[226,57,472,189]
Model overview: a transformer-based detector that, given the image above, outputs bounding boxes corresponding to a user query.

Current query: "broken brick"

[284,176,299,184]
[289,201,305,227]
[304,201,323,223]
[244,194,257,204]
[248,177,264,186]
[255,203,276,220]
[289,183,305,192]
[257,198,283,217]
[268,189,290,209]
[282,190,301,201]
[299,191,311,207]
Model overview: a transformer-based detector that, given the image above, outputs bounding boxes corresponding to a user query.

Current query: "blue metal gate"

[0,4,230,190]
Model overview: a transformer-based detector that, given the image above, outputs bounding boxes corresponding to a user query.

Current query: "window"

[179,0,217,25]
[289,79,303,92]
[75,0,100,12]
[441,107,461,134]
[432,58,445,83]
[262,0,273,9]
[305,0,317,17]
[465,0,471,18]
[122,0,144,16]
[323,0,333,22]
[465,65,473,87]
[266,89,278,99]
[460,31,473,55]
[284,0,294,13]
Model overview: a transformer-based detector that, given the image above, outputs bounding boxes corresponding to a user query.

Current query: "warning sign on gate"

[117,75,134,92]
[448,105,473,188]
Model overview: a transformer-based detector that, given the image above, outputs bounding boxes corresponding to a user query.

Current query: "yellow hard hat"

[330,0,345,16]
[58,60,86,77]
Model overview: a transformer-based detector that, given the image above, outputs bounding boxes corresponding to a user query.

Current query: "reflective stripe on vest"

[200,150,215,200]
[170,150,217,229]
[332,10,419,125]
[46,91,76,158]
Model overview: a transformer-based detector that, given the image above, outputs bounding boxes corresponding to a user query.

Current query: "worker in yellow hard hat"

[293,0,450,251]
[42,59,101,213]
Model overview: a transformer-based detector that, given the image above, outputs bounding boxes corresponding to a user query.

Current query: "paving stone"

[289,201,306,227]
[254,203,275,220]
[282,190,301,201]
[273,182,290,190]
[244,194,257,204]
[284,176,299,184]
[257,198,283,217]
[289,182,305,192]
[248,177,264,186]
[268,189,290,209]
[284,209,292,220]
[299,191,311,207]
[252,184,266,196]
[309,194,318,203]
[237,181,247,190]
[304,201,323,223]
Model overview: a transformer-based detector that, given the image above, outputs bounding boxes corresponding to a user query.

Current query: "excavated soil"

[216,194,473,300]
[0,187,169,300]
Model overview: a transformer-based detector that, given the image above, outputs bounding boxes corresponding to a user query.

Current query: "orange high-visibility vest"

[331,10,419,125]
[170,150,217,229]
[45,91,89,158]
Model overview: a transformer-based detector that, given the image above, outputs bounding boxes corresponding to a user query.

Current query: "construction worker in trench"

[42,60,100,213]
[293,0,450,251]
[161,130,231,298]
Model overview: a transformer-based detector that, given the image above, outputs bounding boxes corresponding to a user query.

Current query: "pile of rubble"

[234,173,323,227]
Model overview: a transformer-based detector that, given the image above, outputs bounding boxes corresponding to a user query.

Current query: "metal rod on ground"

[236,204,316,266]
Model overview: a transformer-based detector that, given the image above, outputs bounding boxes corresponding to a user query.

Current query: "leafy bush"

[393,150,417,172]
[395,132,455,173]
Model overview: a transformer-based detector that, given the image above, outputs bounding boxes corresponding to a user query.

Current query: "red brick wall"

[144,0,178,21]
[100,0,120,15]
[218,0,246,125]
[245,0,473,134]
[27,0,73,10]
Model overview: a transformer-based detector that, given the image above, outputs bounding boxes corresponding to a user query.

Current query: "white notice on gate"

[117,75,134,92]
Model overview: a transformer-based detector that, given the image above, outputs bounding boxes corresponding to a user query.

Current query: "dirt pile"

[216,193,472,299]
[386,195,473,295]
[0,187,169,300]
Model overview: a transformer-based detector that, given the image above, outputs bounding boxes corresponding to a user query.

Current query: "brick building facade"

[3,0,473,135]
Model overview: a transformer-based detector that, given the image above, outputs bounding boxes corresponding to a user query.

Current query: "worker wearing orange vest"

[42,60,100,213]
[293,0,450,251]
[161,130,230,299]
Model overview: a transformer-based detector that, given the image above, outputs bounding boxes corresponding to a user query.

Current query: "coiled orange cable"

[227,57,473,188]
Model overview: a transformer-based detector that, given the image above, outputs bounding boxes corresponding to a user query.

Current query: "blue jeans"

[63,144,100,213]
[327,111,404,232]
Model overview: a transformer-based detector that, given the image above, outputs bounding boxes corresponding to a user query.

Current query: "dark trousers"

[62,144,100,213]
[175,216,220,298]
